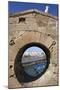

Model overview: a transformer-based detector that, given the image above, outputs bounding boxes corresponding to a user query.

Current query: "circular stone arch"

[14,42,50,83]
[9,31,57,88]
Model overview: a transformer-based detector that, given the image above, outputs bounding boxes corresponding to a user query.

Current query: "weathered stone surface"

[8,9,59,88]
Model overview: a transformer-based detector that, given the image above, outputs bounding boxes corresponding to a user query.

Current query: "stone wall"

[8,10,59,88]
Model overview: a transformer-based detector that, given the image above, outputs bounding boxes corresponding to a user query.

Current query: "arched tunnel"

[14,42,50,83]
[8,31,58,88]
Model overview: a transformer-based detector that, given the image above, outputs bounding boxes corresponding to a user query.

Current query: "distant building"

[23,51,45,56]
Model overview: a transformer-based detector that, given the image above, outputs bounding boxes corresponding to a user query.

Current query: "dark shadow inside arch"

[14,42,50,83]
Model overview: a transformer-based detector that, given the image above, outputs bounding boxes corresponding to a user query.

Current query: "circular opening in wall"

[22,46,47,77]
[14,42,50,83]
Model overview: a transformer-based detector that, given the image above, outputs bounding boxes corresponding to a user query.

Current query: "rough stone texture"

[8,9,59,88]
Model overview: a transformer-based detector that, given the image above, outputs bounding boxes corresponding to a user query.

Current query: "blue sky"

[8,1,58,16]
[25,46,44,52]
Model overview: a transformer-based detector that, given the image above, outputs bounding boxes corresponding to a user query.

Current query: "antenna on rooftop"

[44,6,49,13]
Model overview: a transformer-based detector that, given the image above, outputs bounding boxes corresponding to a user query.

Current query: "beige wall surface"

[8,10,59,88]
